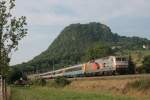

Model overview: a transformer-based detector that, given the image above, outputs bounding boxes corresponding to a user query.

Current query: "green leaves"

[83,42,113,61]
[0,0,27,76]
[9,0,15,9]
[143,55,150,73]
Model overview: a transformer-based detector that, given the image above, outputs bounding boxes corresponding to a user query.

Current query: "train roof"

[39,64,83,75]
[54,64,83,72]
[39,56,128,76]
[39,71,53,76]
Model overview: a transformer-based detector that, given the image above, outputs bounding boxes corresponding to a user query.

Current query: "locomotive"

[39,56,129,79]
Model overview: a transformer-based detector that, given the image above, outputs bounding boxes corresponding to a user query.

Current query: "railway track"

[69,74,150,81]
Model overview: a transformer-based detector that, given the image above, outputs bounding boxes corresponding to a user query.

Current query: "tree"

[7,68,25,84]
[143,55,150,73]
[83,43,113,61]
[0,0,27,76]
[128,55,135,74]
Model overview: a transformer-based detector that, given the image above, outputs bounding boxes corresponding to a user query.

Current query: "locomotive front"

[113,56,129,74]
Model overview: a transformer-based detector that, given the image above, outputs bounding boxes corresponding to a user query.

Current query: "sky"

[10,0,150,65]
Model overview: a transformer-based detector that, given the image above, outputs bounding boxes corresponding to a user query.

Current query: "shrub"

[32,78,47,86]
[143,55,150,73]
[136,67,145,74]
[7,68,27,84]
[128,56,135,74]
[39,78,47,86]
[54,77,71,87]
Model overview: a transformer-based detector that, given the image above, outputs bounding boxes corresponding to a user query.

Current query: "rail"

[69,74,150,81]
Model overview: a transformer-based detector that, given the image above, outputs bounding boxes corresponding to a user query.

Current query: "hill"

[14,22,150,73]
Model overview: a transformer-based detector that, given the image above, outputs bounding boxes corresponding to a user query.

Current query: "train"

[39,56,129,79]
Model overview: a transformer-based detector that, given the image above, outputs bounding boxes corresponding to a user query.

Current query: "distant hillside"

[14,22,150,72]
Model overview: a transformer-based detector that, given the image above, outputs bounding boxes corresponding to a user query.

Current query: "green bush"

[39,78,47,86]
[7,68,27,84]
[143,55,150,73]
[136,67,145,74]
[127,79,150,90]
[32,78,47,86]
[54,77,71,87]
[128,56,135,74]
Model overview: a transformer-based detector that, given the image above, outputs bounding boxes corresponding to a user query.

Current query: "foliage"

[13,22,150,73]
[39,78,47,86]
[136,67,145,74]
[0,0,27,76]
[32,78,47,86]
[123,50,150,73]
[128,55,135,74]
[54,76,71,87]
[7,68,27,84]
[83,42,113,61]
[143,55,150,73]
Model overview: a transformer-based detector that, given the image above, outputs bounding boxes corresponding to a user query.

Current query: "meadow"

[11,86,138,100]
[11,77,150,100]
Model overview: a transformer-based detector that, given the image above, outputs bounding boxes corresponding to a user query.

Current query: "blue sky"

[11,0,150,65]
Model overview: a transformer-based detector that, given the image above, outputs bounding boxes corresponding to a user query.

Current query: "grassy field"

[11,86,139,100]
[11,75,150,100]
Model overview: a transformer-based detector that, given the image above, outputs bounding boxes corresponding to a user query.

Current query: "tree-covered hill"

[14,22,150,73]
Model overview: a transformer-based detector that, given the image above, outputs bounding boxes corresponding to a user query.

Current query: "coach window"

[122,58,127,61]
[116,58,121,61]
[103,63,106,67]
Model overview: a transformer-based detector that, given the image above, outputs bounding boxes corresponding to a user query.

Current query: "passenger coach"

[39,56,129,79]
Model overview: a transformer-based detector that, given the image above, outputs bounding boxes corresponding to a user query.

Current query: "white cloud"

[14,0,150,26]
[10,0,150,65]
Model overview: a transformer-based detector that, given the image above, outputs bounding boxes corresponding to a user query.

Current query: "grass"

[11,76,150,100]
[127,79,150,90]
[11,86,138,100]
